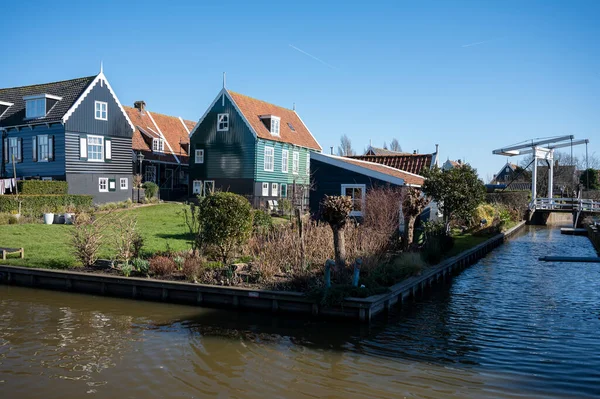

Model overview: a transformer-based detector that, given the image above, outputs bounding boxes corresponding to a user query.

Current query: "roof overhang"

[23,93,63,101]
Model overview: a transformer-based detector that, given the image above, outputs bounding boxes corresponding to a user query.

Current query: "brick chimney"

[134,101,146,112]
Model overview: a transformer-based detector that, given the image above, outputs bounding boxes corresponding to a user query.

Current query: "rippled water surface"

[1,226,599,399]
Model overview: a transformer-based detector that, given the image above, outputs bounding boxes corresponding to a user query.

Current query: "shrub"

[120,263,133,277]
[182,256,203,282]
[471,204,496,229]
[363,186,403,245]
[0,195,93,216]
[252,209,273,236]
[17,180,68,195]
[8,215,19,225]
[132,258,150,275]
[485,191,528,220]
[113,214,140,265]
[174,256,185,271]
[70,212,112,267]
[197,192,253,265]
[149,256,176,276]
[368,252,425,287]
[142,182,159,199]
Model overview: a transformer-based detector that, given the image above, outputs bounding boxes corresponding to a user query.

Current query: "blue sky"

[2,0,599,180]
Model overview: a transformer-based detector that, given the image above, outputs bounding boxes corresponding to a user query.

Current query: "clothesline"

[0,178,16,195]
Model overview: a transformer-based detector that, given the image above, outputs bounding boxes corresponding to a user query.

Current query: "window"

[153,138,164,152]
[271,183,278,197]
[193,180,202,195]
[264,146,274,172]
[262,182,269,196]
[204,181,215,195]
[8,137,21,162]
[109,179,116,191]
[195,149,204,164]
[145,165,156,183]
[120,178,128,190]
[37,135,49,162]
[306,152,310,175]
[341,184,366,217]
[287,122,295,131]
[26,98,45,119]
[99,177,108,193]
[87,135,104,162]
[270,117,280,136]
[217,113,229,132]
[41,177,52,181]
[95,101,108,120]
[282,149,289,173]
[281,183,287,198]
[292,151,299,174]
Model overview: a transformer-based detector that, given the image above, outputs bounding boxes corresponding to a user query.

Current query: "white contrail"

[462,40,493,48]
[289,44,337,69]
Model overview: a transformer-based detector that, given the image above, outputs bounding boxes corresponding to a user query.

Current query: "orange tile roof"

[349,153,433,176]
[228,91,321,151]
[124,105,194,164]
[340,157,425,186]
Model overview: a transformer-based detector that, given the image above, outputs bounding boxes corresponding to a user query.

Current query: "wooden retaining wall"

[0,221,526,323]
[588,225,600,254]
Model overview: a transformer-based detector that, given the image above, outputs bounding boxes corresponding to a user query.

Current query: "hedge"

[17,180,68,195]
[486,191,529,219]
[0,195,93,216]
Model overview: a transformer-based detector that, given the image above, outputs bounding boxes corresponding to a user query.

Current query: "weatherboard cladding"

[0,76,95,127]
[65,133,132,175]
[255,139,311,186]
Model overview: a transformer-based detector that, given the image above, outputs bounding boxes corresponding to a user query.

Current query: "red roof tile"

[228,91,321,151]
[349,153,433,176]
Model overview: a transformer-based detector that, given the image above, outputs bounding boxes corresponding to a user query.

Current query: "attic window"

[23,94,62,119]
[270,117,280,136]
[153,138,165,152]
[287,122,295,131]
[217,113,229,132]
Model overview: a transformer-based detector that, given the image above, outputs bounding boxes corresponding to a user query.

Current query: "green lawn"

[0,203,190,268]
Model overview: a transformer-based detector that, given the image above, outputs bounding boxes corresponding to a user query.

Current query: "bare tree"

[383,141,388,150]
[390,138,402,152]
[337,134,355,156]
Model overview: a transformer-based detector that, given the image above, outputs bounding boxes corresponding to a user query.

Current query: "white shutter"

[105,139,112,160]
[80,137,87,158]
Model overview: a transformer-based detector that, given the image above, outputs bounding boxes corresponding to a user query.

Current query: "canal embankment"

[588,224,600,254]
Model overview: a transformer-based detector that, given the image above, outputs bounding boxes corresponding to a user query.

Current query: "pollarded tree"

[321,195,353,270]
[197,192,254,265]
[422,164,486,232]
[402,187,430,248]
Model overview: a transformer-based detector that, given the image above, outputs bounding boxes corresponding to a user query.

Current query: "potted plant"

[42,205,54,225]
[53,205,65,224]
[64,202,76,225]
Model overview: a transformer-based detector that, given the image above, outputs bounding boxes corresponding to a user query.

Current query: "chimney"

[330,146,334,155]
[458,159,462,164]
[435,144,439,167]
[134,101,146,112]
[413,150,417,155]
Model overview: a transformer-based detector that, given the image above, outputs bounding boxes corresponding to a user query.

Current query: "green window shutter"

[49,135,54,161]
[79,135,87,160]
[108,178,116,192]
[32,136,37,162]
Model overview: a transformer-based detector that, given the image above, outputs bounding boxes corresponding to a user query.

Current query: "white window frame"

[281,183,287,198]
[292,151,299,174]
[95,101,108,121]
[270,117,280,136]
[262,182,269,196]
[217,113,229,132]
[204,180,215,196]
[145,165,157,183]
[152,138,165,152]
[271,183,278,197]
[341,184,366,217]
[306,152,310,175]
[120,178,128,190]
[264,146,274,172]
[282,149,289,173]
[195,149,204,164]
[8,137,19,162]
[26,98,45,119]
[193,180,202,195]
[41,177,53,181]
[99,177,109,193]
[37,134,49,162]
[87,135,104,162]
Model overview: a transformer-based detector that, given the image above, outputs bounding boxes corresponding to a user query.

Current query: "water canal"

[1,226,599,398]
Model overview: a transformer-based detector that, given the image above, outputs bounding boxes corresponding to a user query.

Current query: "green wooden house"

[188,89,321,208]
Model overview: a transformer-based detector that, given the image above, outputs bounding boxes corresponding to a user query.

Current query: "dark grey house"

[0,70,134,203]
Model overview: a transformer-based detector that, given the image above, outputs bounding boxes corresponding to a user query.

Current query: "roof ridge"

[0,75,97,92]
[334,154,427,178]
[124,105,196,124]
[228,90,294,111]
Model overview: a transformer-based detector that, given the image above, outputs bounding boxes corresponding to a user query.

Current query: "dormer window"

[153,138,164,152]
[270,117,280,136]
[0,101,13,119]
[217,113,229,132]
[23,94,62,119]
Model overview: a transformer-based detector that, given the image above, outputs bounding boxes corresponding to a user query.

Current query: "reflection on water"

[1,226,599,398]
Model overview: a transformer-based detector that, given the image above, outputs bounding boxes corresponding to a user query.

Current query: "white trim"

[94,101,108,121]
[282,149,289,173]
[98,177,109,192]
[261,182,269,196]
[217,113,229,132]
[341,184,366,217]
[87,134,105,162]
[292,151,299,174]
[312,152,420,187]
[203,180,215,195]
[146,110,180,164]
[178,116,191,134]
[264,146,274,172]
[271,182,278,197]
[120,177,128,190]
[0,101,14,107]
[195,149,204,164]
[23,94,63,101]
[62,72,135,132]
[192,180,202,195]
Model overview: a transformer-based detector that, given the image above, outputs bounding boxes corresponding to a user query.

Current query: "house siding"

[67,173,131,204]
[255,139,312,192]
[309,158,400,217]
[1,123,66,178]
[189,94,255,196]
[65,133,132,175]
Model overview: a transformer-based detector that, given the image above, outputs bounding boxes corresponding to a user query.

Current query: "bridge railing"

[530,198,600,213]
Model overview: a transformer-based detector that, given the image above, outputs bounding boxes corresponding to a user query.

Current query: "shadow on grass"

[156,233,192,241]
